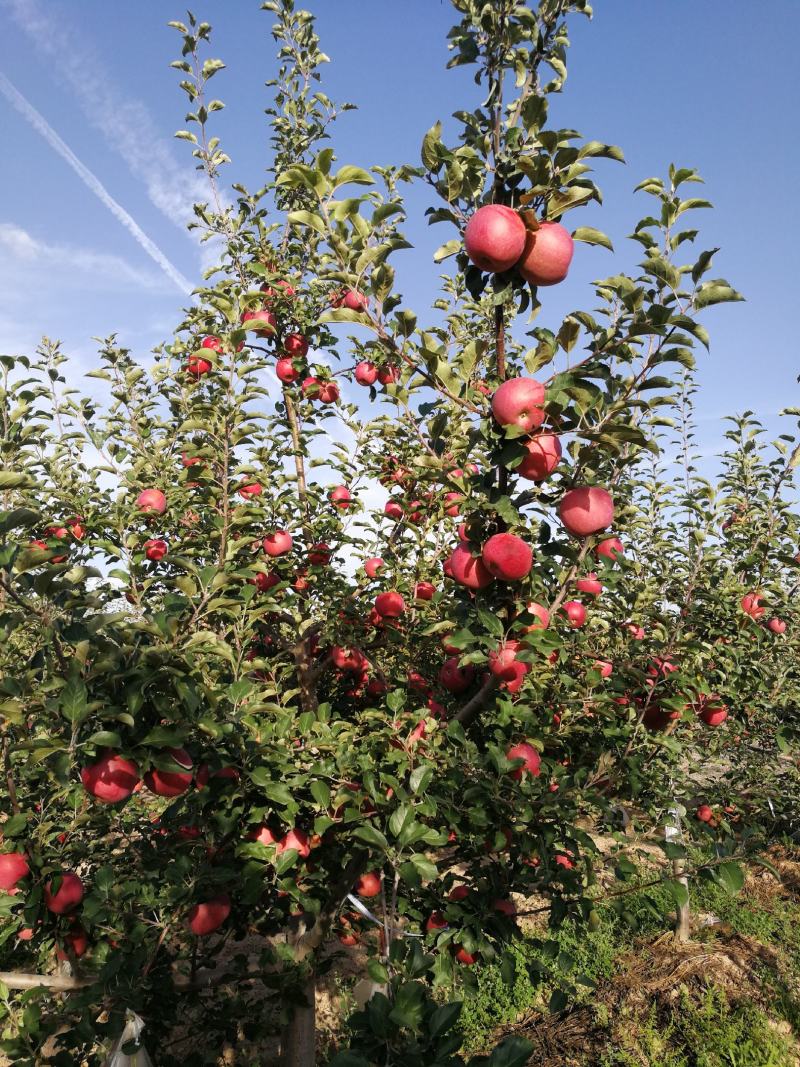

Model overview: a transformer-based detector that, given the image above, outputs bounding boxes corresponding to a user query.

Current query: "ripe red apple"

[506,741,541,780]
[464,204,526,273]
[414,580,436,600]
[642,705,679,731]
[187,893,231,936]
[144,538,168,562]
[136,488,166,515]
[333,289,369,311]
[575,573,602,597]
[554,852,575,870]
[593,659,613,679]
[196,764,239,789]
[375,591,405,618]
[279,828,310,858]
[307,542,331,565]
[303,377,340,403]
[241,308,277,336]
[331,646,366,672]
[81,751,140,803]
[384,500,404,520]
[697,697,728,727]
[559,486,614,538]
[67,516,85,540]
[201,335,223,352]
[517,221,574,286]
[252,570,280,592]
[489,641,523,681]
[448,543,494,590]
[521,601,550,630]
[740,592,764,619]
[355,871,381,898]
[143,748,193,797]
[0,852,29,891]
[248,824,279,846]
[187,353,212,377]
[56,925,89,960]
[768,618,787,634]
[443,491,462,517]
[696,804,713,824]
[364,557,384,579]
[455,946,477,966]
[283,332,309,358]
[261,278,296,302]
[561,601,587,628]
[354,360,378,385]
[276,356,301,383]
[595,536,624,562]
[181,452,202,468]
[439,657,475,693]
[425,911,449,932]
[330,485,353,510]
[491,377,546,433]
[239,482,263,500]
[263,530,293,557]
[44,872,84,915]
[482,532,533,581]
[517,433,562,481]
[492,898,517,918]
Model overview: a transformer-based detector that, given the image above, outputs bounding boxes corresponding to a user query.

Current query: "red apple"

[740,592,765,619]
[482,532,533,581]
[276,356,301,383]
[263,531,293,557]
[279,828,310,858]
[187,353,212,377]
[375,591,405,618]
[491,377,546,433]
[464,204,526,273]
[455,946,477,966]
[56,925,89,960]
[593,659,613,679]
[414,580,436,600]
[333,289,369,311]
[331,646,366,672]
[559,486,614,538]
[329,485,353,510]
[355,871,381,898]
[492,898,517,918]
[517,433,562,481]
[561,601,587,628]
[252,570,280,592]
[239,482,263,500]
[143,748,193,797]
[44,872,84,915]
[448,543,494,590]
[81,751,140,803]
[425,911,448,932]
[144,538,168,562]
[241,308,277,336]
[283,332,309,358]
[187,893,231,936]
[768,618,787,634]
[489,641,522,681]
[201,335,223,352]
[506,741,541,780]
[384,500,404,520]
[248,824,280,847]
[517,221,574,286]
[354,360,378,385]
[575,573,602,597]
[696,804,713,824]
[697,697,728,727]
[307,542,331,565]
[261,278,296,301]
[0,852,29,891]
[136,489,166,515]
[364,557,384,579]
[521,601,550,630]
[595,536,624,562]
[439,657,475,693]
[449,885,470,902]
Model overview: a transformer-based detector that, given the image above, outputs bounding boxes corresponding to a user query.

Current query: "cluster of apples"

[27,517,85,564]
[741,591,787,635]
[464,204,574,286]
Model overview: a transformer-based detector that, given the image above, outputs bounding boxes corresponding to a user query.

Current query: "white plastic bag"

[104,1011,154,1067]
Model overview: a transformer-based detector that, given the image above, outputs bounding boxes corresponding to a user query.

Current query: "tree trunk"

[672,856,691,941]
[280,974,316,1067]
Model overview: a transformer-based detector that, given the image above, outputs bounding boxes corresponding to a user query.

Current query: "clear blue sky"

[1,0,798,463]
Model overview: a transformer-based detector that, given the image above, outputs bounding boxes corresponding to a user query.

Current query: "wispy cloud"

[2,0,209,230]
[0,72,194,296]
[0,223,170,291]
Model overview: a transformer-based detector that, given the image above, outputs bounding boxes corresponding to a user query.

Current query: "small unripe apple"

[136,488,166,515]
[144,748,193,797]
[81,751,140,803]
[329,485,353,509]
[364,557,384,579]
[283,332,309,358]
[595,536,624,562]
[561,601,587,627]
[276,356,301,383]
[506,741,541,780]
[464,204,526,273]
[355,871,381,897]
[448,543,494,590]
[491,377,545,433]
[439,657,475,693]
[187,893,231,936]
[414,580,436,600]
[482,532,533,581]
[559,486,614,538]
[575,572,602,597]
[517,221,574,286]
[263,530,293,557]
[517,433,562,481]
[144,538,168,562]
[354,360,378,385]
[44,872,84,915]
[375,591,405,618]
[0,852,30,891]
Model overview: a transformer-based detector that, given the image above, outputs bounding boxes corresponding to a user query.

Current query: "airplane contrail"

[0,70,194,297]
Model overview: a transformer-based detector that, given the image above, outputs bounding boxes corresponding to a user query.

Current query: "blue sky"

[1,0,798,465]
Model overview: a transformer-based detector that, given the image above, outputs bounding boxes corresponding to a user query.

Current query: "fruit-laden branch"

[291,850,367,964]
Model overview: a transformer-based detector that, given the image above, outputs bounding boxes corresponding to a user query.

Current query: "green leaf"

[0,471,32,490]
[60,676,88,724]
[693,280,745,309]
[715,861,744,896]
[664,878,690,909]
[429,1001,461,1038]
[409,765,433,794]
[310,780,331,809]
[367,958,389,984]
[433,239,461,263]
[287,210,327,235]
[409,853,438,881]
[572,226,613,251]
[388,981,425,1031]
[318,308,371,325]
[484,1036,536,1067]
[353,824,389,850]
[332,165,374,188]
[421,121,443,170]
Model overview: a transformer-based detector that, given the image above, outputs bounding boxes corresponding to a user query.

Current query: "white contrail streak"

[0,71,194,297]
